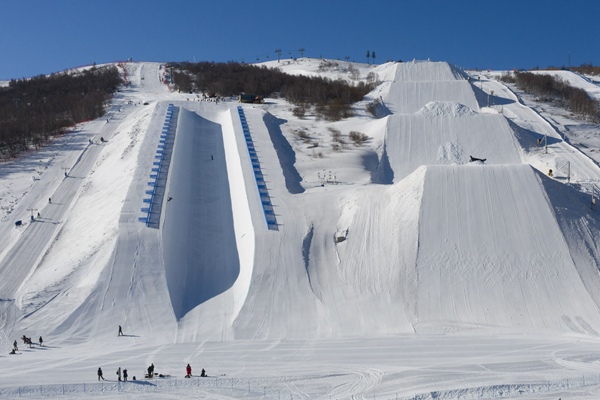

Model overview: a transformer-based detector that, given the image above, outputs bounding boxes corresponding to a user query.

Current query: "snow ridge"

[417,101,477,118]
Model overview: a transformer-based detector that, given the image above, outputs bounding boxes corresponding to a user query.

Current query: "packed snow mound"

[393,60,466,81]
[385,80,479,114]
[381,61,479,114]
[415,164,600,334]
[384,111,521,181]
[417,101,477,118]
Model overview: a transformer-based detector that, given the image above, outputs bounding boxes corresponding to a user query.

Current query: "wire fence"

[1,373,599,399]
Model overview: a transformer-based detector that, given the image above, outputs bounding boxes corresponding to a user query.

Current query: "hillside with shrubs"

[169,61,375,121]
[0,66,122,158]
[501,70,599,122]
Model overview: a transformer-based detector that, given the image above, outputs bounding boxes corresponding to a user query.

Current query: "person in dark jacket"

[97,367,105,381]
[123,369,128,381]
[147,363,154,378]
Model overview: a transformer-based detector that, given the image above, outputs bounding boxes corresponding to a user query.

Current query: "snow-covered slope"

[2,59,600,399]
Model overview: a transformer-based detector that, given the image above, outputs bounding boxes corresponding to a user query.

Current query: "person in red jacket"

[185,364,192,378]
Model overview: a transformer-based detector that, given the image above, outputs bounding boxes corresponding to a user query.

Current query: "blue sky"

[1,0,598,80]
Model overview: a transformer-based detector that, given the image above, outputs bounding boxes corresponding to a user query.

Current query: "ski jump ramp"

[385,104,523,182]
[415,164,600,333]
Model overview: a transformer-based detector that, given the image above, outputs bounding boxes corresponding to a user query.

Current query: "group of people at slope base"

[100,326,207,381]
[97,367,129,381]
[10,335,43,354]
[185,364,207,378]
[97,363,207,382]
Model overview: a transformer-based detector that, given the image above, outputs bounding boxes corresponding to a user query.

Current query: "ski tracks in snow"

[326,365,383,399]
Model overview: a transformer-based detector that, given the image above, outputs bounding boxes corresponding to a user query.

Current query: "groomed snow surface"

[1,60,600,399]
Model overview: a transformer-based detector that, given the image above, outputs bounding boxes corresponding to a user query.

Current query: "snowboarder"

[469,155,486,163]
[123,369,128,381]
[118,325,123,336]
[39,336,43,346]
[117,367,122,381]
[185,364,192,378]
[97,367,105,381]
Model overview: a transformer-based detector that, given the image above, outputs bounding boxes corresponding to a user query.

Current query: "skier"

[118,325,124,336]
[117,367,122,381]
[97,367,105,381]
[123,369,128,381]
[39,336,43,346]
[185,364,192,378]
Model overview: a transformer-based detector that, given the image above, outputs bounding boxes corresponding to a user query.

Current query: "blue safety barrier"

[237,106,278,230]
[140,104,178,228]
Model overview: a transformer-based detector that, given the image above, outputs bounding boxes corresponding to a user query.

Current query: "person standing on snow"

[123,369,128,381]
[97,367,105,381]
[118,325,123,336]
[39,336,43,346]
[13,340,18,351]
[117,367,122,381]
[147,363,154,378]
[185,364,192,378]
